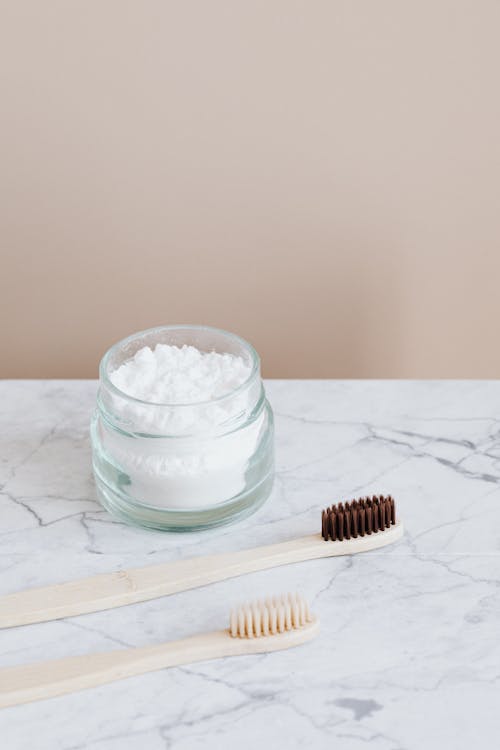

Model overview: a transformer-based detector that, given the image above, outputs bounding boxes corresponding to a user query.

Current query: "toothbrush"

[0,495,403,628]
[0,593,318,708]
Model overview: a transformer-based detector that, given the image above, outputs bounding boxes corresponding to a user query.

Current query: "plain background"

[1,1,499,378]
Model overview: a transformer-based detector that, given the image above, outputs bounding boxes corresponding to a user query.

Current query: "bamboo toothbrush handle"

[0,523,403,628]
[0,620,319,708]
[0,631,230,708]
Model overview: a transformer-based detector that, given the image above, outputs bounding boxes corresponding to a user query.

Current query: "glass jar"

[91,325,274,531]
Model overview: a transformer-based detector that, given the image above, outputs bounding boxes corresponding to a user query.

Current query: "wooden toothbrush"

[0,495,403,629]
[0,593,318,708]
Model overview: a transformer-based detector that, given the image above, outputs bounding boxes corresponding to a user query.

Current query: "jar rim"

[99,324,261,409]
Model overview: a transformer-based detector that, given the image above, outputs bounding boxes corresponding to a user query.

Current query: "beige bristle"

[229,593,313,638]
[261,601,270,636]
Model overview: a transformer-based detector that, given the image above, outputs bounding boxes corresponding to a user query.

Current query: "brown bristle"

[321,495,396,541]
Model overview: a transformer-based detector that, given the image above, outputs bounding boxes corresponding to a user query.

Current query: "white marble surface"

[1,380,499,749]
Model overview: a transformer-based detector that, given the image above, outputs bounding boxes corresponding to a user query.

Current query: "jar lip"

[99,324,261,409]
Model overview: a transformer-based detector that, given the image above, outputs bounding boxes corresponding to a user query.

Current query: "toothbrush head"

[230,593,313,638]
[322,495,396,541]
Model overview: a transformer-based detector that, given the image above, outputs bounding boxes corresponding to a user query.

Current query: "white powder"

[101,344,265,508]
[110,344,252,405]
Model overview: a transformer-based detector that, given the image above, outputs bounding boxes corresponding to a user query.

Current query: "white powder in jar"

[103,344,265,508]
[110,344,252,406]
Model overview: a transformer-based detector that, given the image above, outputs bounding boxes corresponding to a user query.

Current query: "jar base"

[93,469,274,532]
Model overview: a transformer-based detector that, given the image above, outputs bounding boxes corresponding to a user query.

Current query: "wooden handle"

[0,523,403,628]
[0,631,229,708]
[0,620,319,708]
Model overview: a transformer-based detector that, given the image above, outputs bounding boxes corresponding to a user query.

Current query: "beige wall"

[2,1,500,378]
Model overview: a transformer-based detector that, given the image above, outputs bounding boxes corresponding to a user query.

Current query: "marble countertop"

[1,380,499,750]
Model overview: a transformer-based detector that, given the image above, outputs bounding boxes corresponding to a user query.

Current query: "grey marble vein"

[0,380,499,750]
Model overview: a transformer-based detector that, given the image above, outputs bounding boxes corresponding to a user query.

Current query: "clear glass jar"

[91,325,274,531]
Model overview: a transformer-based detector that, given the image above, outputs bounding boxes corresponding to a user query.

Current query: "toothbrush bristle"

[321,495,396,541]
[230,593,312,638]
